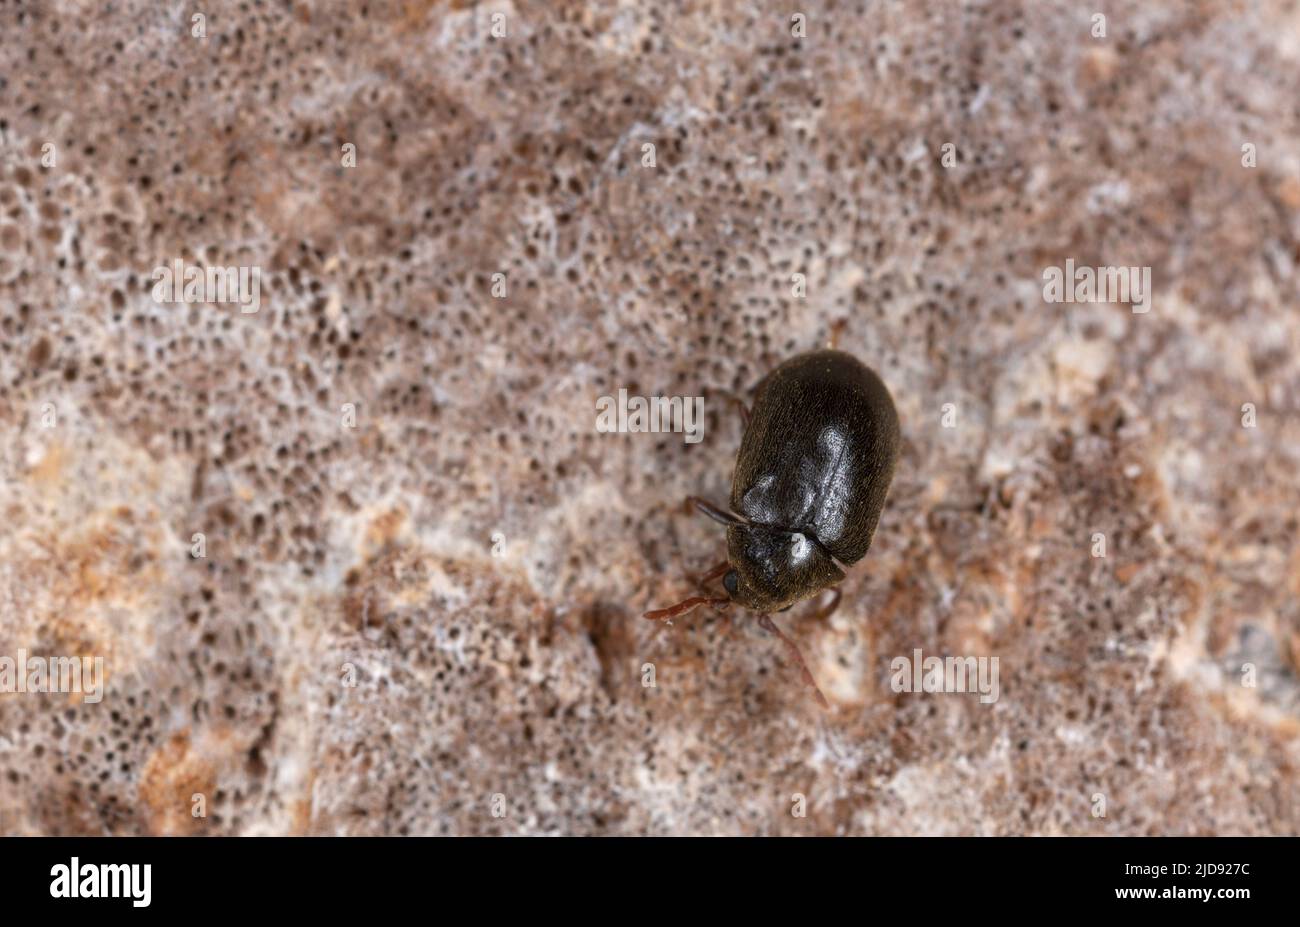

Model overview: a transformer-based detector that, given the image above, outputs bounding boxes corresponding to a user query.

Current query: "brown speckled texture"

[1,1,1298,836]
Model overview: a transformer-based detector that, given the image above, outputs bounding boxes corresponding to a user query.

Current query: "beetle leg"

[730,394,751,428]
[691,560,730,587]
[710,390,751,429]
[686,495,746,526]
[643,595,730,623]
[756,614,830,710]
[808,587,842,622]
[827,317,847,351]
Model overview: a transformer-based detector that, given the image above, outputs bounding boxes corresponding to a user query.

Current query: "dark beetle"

[644,349,901,708]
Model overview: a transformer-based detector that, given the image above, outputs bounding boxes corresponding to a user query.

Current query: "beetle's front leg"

[808,586,841,622]
[690,560,730,587]
[730,394,751,428]
[756,614,829,710]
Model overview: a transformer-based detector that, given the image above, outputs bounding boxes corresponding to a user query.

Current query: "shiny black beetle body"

[643,349,900,708]
[724,349,900,612]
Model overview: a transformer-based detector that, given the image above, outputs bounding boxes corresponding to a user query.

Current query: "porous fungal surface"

[1,1,1298,837]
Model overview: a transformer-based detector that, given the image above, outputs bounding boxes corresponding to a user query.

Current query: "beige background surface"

[1,1,1298,835]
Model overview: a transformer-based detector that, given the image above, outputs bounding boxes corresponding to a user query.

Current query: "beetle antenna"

[643,595,730,623]
[686,496,747,526]
[756,614,830,710]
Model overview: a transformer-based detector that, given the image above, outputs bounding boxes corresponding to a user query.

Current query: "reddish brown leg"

[828,318,847,351]
[697,560,738,634]
[711,390,752,429]
[643,595,730,623]
[757,614,830,710]
[809,587,842,622]
[730,395,751,428]
[691,560,730,587]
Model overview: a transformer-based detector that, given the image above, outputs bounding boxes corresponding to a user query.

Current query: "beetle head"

[725,524,845,612]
